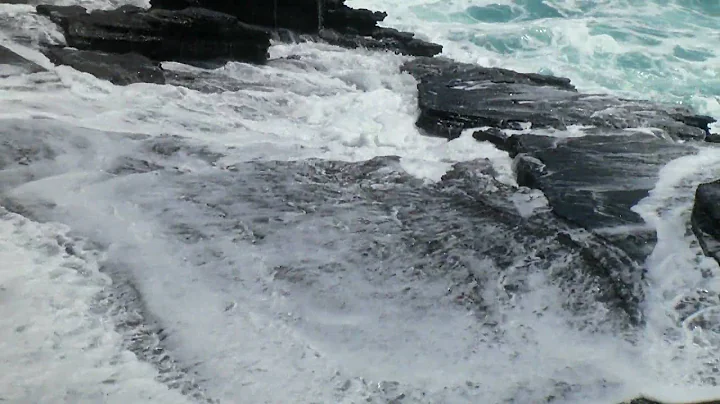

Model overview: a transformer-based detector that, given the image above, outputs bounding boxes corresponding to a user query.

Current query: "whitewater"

[1,0,720,403]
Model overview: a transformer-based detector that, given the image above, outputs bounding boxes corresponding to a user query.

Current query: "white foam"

[629,147,720,399]
[1,0,719,402]
[0,209,191,404]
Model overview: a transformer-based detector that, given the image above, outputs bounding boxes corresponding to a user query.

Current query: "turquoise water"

[350,0,720,126]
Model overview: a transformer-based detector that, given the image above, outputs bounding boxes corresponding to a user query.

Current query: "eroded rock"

[402,56,714,264]
[42,47,165,85]
[148,0,443,57]
[509,132,695,262]
[402,57,714,141]
[36,5,271,64]
[692,179,720,265]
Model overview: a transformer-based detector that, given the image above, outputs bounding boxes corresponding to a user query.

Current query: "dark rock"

[706,133,720,143]
[147,0,442,57]
[401,56,716,264]
[36,5,271,64]
[472,127,510,148]
[325,4,386,36]
[692,179,720,265]
[0,44,45,77]
[149,0,382,35]
[317,27,443,57]
[402,57,713,140]
[623,399,720,404]
[508,132,694,262]
[149,0,328,33]
[42,46,165,85]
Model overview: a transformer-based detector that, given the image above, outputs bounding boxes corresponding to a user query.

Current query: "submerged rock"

[692,179,720,265]
[402,57,715,141]
[42,47,165,85]
[0,44,45,77]
[36,5,271,64]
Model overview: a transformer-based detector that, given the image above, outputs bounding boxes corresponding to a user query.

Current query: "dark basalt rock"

[148,0,442,57]
[0,44,45,77]
[624,399,720,404]
[472,127,510,149]
[43,47,165,85]
[509,132,695,263]
[692,179,720,265]
[36,5,271,64]
[149,0,380,35]
[317,27,443,58]
[706,133,720,143]
[402,56,713,263]
[149,0,330,33]
[402,57,714,141]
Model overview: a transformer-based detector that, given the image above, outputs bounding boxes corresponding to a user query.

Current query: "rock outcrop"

[43,47,165,85]
[402,57,715,141]
[148,0,443,57]
[36,5,272,64]
[402,56,715,264]
[509,132,693,263]
[692,180,720,265]
[0,44,45,77]
[34,1,442,84]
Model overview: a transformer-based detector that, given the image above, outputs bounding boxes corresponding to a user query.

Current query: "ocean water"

[1,0,720,403]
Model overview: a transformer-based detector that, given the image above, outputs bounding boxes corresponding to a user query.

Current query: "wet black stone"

[707,133,720,143]
[402,56,713,265]
[402,57,712,141]
[147,0,442,57]
[42,47,165,85]
[692,179,720,265]
[317,27,443,57]
[509,132,694,262]
[472,127,510,148]
[36,5,271,64]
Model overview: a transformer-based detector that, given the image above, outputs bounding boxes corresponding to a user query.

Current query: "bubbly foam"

[0,208,191,404]
[1,0,719,402]
[348,0,720,126]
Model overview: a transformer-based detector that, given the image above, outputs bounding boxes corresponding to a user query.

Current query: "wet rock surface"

[42,46,165,85]
[317,27,442,58]
[692,180,720,265]
[36,5,272,64]
[402,56,714,263]
[509,132,696,262]
[34,1,442,84]
[0,44,45,77]
[402,57,715,141]
[148,0,443,57]
[0,117,656,401]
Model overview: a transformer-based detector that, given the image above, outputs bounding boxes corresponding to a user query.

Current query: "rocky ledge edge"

[25,0,442,85]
